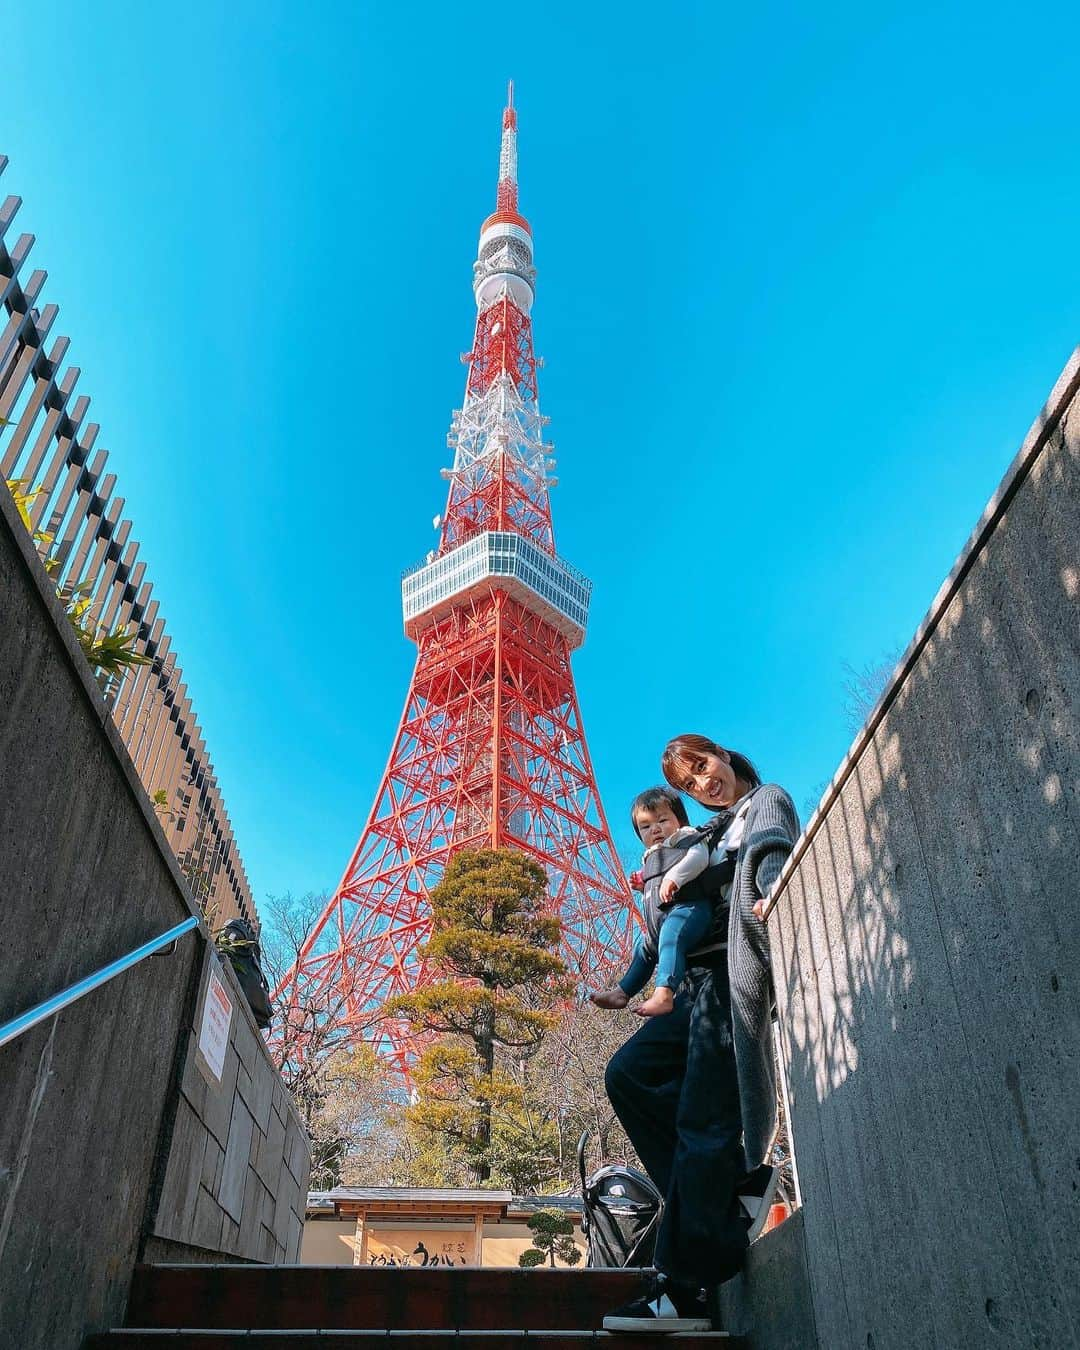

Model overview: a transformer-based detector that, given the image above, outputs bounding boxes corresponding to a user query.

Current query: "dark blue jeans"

[604,962,748,1287]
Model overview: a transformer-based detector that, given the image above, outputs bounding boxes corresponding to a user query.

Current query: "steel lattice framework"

[274,85,636,1070]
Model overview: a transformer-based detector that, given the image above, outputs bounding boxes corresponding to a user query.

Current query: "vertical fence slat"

[135,653,178,784]
[152,682,191,792]
[0,268,45,367]
[2,361,80,480]
[0,234,35,308]
[51,445,107,581]
[65,469,116,592]
[95,529,135,634]
[83,498,126,617]
[151,680,190,804]
[111,586,156,739]
[0,303,58,419]
[14,382,86,486]
[114,608,162,746]
[0,335,69,475]
[29,419,98,533]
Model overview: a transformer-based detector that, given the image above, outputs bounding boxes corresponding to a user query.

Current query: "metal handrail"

[0,915,200,1050]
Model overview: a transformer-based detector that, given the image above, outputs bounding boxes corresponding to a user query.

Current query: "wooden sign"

[363,1227,477,1268]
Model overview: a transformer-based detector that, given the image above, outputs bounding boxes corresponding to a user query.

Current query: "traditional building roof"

[306,1186,583,1219]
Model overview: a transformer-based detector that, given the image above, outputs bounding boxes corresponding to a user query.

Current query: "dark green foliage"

[384,848,572,1185]
[517,1207,582,1268]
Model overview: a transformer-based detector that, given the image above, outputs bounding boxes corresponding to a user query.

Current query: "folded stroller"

[577,1130,663,1268]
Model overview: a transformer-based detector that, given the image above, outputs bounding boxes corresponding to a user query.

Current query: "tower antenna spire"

[271,88,634,1076]
[497,79,519,213]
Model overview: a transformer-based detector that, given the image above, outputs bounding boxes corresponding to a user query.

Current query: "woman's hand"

[752,896,768,921]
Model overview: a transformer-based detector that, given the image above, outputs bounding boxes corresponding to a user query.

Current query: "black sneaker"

[737,1163,781,1242]
[601,1273,713,1333]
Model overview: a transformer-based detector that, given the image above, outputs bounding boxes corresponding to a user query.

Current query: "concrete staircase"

[84,1265,742,1346]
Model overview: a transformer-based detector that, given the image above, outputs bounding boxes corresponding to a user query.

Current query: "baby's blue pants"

[618,898,713,995]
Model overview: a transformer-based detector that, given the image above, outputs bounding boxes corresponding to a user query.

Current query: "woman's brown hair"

[661,733,761,795]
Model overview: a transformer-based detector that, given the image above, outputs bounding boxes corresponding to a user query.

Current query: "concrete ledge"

[718,1209,819,1348]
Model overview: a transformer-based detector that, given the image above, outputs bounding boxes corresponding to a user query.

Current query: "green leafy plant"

[151,787,176,823]
[517,1208,582,1268]
[6,477,58,574]
[59,577,151,679]
[6,477,151,687]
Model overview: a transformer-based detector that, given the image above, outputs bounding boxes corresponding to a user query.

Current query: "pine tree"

[518,1208,582,1268]
[385,848,572,1184]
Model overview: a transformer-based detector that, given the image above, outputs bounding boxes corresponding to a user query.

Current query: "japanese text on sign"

[198,970,233,1082]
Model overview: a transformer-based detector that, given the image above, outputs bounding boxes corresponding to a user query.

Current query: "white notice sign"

[198,969,233,1083]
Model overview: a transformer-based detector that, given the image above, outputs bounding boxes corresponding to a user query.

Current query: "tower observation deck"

[273,85,636,1070]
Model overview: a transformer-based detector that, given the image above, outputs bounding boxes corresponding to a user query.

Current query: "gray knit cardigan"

[713,783,799,1170]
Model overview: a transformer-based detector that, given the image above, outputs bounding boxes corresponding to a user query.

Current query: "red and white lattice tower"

[275,85,635,1069]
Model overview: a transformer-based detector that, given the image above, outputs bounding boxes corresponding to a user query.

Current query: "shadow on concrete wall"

[771,382,1080,1348]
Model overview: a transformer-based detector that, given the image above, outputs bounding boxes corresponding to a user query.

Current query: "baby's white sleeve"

[666,840,710,890]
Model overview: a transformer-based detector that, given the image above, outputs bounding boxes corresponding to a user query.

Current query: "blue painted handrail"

[0,915,200,1050]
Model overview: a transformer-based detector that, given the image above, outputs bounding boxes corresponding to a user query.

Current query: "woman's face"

[679,749,741,808]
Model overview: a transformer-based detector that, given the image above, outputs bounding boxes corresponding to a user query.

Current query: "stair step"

[88,1333,735,1347]
[125,1267,654,1332]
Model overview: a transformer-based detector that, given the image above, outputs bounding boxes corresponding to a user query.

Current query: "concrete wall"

[0,483,308,1350]
[719,1210,819,1349]
[767,348,1080,1349]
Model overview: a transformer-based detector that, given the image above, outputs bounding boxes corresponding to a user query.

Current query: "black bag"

[219,919,273,1031]
[577,1131,663,1268]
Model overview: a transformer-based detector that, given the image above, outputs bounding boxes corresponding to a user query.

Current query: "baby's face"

[634,803,683,847]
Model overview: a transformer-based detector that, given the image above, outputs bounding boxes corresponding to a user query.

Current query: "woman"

[601,733,799,1334]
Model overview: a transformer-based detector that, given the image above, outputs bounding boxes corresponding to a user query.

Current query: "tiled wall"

[148,950,310,1264]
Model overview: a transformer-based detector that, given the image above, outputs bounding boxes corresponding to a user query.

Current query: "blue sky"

[4,2,1079,905]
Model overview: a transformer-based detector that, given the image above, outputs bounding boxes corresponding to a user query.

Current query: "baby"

[590,786,713,1017]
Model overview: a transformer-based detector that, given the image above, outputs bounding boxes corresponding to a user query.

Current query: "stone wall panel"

[147,950,310,1265]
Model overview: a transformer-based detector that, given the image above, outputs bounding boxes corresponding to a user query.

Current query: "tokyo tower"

[276,85,635,1068]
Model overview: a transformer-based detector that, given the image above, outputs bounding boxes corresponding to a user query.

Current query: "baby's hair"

[629,785,689,840]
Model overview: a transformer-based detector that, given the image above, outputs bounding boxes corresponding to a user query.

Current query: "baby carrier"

[638,795,757,954]
[577,1130,663,1268]
[639,825,736,909]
